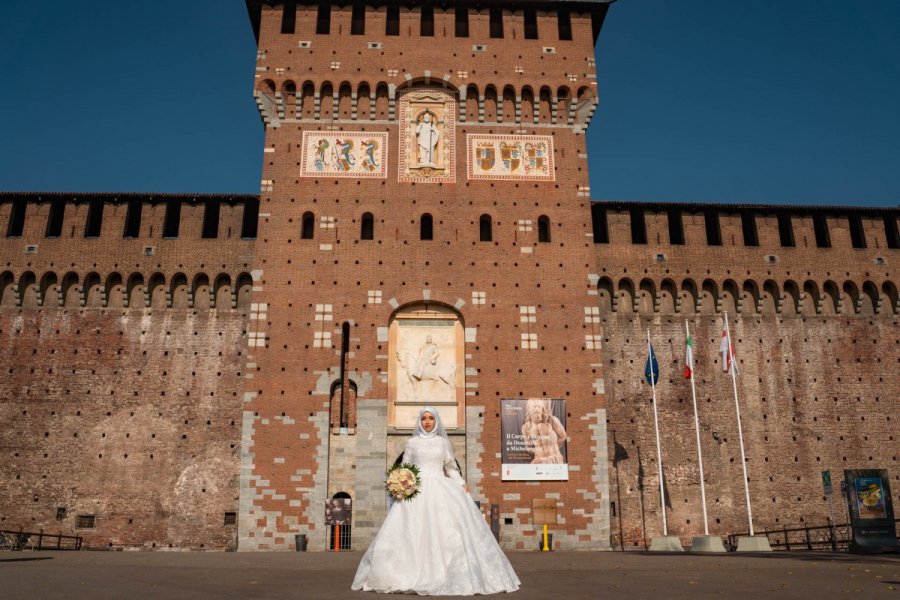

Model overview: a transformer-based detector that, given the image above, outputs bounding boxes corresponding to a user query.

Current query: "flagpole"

[725,312,754,536]
[646,329,667,536]
[686,320,710,536]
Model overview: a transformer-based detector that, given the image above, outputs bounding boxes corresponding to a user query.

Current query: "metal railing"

[727,518,900,552]
[0,529,83,551]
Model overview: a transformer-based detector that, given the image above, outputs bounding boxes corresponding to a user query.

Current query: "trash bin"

[295,534,308,552]
[537,534,553,551]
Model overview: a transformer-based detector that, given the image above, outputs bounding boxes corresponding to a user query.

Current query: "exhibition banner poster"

[501,398,568,481]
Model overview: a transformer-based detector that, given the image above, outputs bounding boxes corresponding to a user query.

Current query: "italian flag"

[683,335,694,379]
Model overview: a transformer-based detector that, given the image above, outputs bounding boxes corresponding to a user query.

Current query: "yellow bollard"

[542,524,550,552]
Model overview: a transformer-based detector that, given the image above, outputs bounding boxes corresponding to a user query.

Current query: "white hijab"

[415,405,449,441]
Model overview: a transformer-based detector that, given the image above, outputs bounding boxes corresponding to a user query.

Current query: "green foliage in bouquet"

[385,463,422,502]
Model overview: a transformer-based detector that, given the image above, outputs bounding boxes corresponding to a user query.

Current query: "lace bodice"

[403,436,464,485]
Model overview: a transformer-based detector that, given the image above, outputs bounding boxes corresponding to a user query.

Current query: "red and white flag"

[719,327,739,375]
[683,334,694,379]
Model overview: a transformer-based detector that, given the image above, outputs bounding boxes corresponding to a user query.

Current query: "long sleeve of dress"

[443,439,465,487]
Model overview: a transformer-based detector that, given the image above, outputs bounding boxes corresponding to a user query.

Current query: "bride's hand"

[463,484,469,494]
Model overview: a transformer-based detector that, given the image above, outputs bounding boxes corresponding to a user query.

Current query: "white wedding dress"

[352,435,520,595]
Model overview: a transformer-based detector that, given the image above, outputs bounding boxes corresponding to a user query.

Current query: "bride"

[352,406,520,595]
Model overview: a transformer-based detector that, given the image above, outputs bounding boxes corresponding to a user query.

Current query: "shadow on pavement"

[0,556,54,563]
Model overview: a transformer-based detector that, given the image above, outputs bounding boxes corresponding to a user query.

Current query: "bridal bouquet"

[385,463,421,502]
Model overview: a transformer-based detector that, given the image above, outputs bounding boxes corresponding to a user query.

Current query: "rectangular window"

[704,210,722,246]
[162,200,182,239]
[777,212,795,247]
[489,7,503,38]
[667,209,684,245]
[6,198,26,237]
[629,208,647,244]
[885,214,900,249]
[740,211,759,246]
[848,214,866,249]
[124,199,142,238]
[316,1,331,35]
[812,213,831,248]
[84,198,104,238]
[557,9,572,40]
[241,198,259,239]
[76,515,95,529]
[524,7,538,39]
[455,6,468,37]
[420,4,434,36]
[386,3,400,36]
[591,205,609,244]
[281,0,297,34]
[351,2,365,35]
[224,512,237,526]
[46,198,66,238]
[202,201,220,239]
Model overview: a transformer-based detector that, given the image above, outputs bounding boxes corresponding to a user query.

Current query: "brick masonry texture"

[0,2,898,552]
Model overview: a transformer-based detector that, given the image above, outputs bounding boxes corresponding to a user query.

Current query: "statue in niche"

[415,110,440,167]
[396,334,456,402]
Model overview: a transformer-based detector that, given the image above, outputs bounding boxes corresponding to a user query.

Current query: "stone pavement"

[2,550,898,599]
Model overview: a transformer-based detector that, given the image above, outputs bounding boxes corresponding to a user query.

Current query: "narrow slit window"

[479,214,493,242]
[538,215,551,243]
[741,210,759,246]
[46,198,66,238]
[704,210,721,246]
[361,212,374,240]
[162,200,182,239]
[777,212,795,247]
[629,208,646,244]
[124,199,142,238]
[301,212,315,239]
[591,204,609,243]
[812,213,830,248]
[386,3,400,35]
[6,199,26,237]
[420,214,433,240]
[202,201,221,239]
[884,214,900,249]
[848,214,866,249]
[524,7,538,39]
[557,9,572,41]
[281,0,297,34]
[351,2,365,35]
[489,7,503,38]
[316,1,331,35]
[455,6,468,37]
[420,4,434,36]
[667,209,684,245]
[84,198,104,238]
[241,198,259,239]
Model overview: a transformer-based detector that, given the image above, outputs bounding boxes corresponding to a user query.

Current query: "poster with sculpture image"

[501,398,568,481]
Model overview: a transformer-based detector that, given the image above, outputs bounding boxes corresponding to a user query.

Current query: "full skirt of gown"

[352,465,520,595]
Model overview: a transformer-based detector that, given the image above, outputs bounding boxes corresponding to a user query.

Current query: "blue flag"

[644,343,660,385]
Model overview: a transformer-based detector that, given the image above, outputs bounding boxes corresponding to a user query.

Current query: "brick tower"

[240,0,615,550]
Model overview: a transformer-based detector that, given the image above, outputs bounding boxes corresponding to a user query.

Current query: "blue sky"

[0,0,897,206]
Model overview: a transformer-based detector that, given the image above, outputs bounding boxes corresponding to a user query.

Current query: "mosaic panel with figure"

[300,132,388,178]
